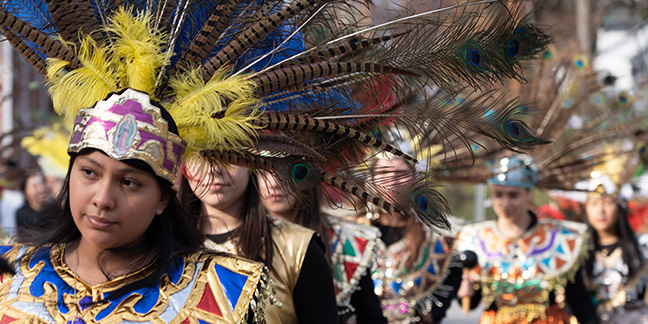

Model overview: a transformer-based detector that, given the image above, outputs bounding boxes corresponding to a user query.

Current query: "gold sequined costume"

[0,244,267,323]
[205,217,313,324]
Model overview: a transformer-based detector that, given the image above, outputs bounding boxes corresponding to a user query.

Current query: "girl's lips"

[87,215,117,229]
[209,183,228,191]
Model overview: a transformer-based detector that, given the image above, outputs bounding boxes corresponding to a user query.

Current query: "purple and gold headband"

[68,89,186,183]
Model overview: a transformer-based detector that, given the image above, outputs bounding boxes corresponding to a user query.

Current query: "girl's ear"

[156,190,170,215]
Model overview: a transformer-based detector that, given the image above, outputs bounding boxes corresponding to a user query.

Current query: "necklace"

[599,242,620,257]
[73,244,79,320]
[69,241,149,319]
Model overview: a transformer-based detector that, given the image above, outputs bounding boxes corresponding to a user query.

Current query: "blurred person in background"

[180,161,339,324]
[455,155,600,324]
[368,155,462,324]
[0,160,25,237]
[257,170,387,324]
[579,174,648,323]
[15,169,52,237]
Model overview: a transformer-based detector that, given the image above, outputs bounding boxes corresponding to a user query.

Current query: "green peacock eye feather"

[291,163,309,183]
[416,195,429,212]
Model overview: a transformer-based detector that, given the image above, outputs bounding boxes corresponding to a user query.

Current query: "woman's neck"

[202,200,244,235]
[376,211,408,227]
[66,238,147,286]
[27,199,42,212]
[269,208,299,223]
[597,229,619,246]
[497,211,532,239]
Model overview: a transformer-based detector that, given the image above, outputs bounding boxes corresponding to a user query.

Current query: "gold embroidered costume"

[205,217,314,324]
[0,244,267,323]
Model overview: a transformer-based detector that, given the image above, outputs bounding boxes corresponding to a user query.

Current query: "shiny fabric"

[585,234,648,323]
[205,217,314,324]
[456,218,587,323]
[487,155,538,189]
[68,89,186,183]
[479,304,570,324]
[0,244,266,323]
[327,216,381,318]
[372,227,453,323]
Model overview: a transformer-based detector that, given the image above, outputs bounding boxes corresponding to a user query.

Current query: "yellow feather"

[106,8,168,96]
[21,123,71,179]
[167,68,262,159]
[46,36,118,123]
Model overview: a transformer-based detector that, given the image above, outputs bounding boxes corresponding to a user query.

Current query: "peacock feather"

[0,0,556,230]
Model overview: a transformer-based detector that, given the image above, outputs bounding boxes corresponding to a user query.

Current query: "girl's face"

[69,151,168,250]
[490,184,531,221]
[586,195,619,234]
[184,161,250,211]
[373,158,415,193]
[257,172,298,218]
[24,173,50,210]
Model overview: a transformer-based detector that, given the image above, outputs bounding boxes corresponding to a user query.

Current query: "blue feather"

[4,0,55,35]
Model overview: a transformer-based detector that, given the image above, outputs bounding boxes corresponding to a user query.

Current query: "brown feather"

[250,133,326,160]
[44,0,102,47]
[274,32,409,69]
[201,0,323,79]
[0,8,80,70]
[252,61,419,97]
[178,0,243,68]
[322,173,397,215]
[1,26,47,75]
[250,112,417,162]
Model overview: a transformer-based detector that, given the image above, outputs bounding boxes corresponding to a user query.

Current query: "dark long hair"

[179,172,274,270]
[282,186,331,263]
[584,202,645,279]
[20,152,205,299]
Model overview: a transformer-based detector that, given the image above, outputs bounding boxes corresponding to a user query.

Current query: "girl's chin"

[80,233,135,250]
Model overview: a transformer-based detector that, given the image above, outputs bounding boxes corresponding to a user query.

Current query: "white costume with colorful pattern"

[456,218,587,323]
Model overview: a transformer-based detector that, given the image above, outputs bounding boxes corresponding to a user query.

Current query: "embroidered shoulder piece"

[456,218,587,322]
[327,216,381,310]
[0,244,267,324]
[372,229,454,323]
[204,216,313,324]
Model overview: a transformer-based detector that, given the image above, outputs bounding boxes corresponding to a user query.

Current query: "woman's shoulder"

[269,216,316,243]
[268,217,317,277]
[328,215,381,241]
[0,243,51,264]
[183,250,269,321]
[190,249,267,274]
[539,217,588,235]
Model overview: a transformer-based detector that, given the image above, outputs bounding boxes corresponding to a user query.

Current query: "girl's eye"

[122,179,141,188]
[80,168,95,176]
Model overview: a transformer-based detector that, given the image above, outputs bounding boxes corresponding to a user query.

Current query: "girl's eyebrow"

[78,156,144,175]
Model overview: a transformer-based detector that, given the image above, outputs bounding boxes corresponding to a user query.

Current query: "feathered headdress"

[0,0,552,230]
[431,48,647,193]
